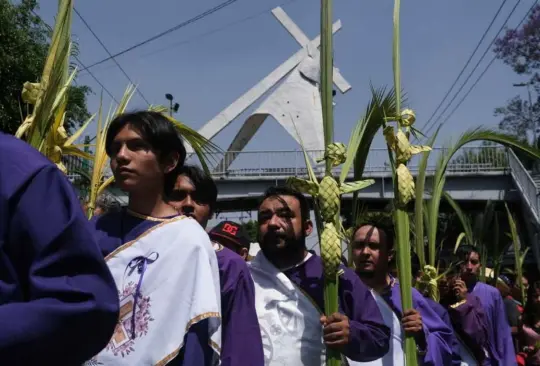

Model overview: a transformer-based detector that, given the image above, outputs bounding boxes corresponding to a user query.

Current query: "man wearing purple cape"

[351,220,454,365]
[168,165,264,366]
[249,187,390,364]
[0,132,119,364]
[458,246,516,365]
[91,111,221,365]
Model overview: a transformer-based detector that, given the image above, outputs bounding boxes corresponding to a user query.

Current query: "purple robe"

[283,254,390,362]
[446,294,492,365]
[92,211,215,365]
[0,133,119,364]
[424,297,463,366]
[214,244,264,366]
[382,282,454,365]
[470,281,516,366]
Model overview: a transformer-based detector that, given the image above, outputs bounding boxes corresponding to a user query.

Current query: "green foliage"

[240,220,258,243]
[0,0,91,135]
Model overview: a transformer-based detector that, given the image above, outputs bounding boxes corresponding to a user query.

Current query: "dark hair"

[105,111,186,167]
[456,245,480,262]
[261,186,310,223]
[411,250,421,278]
[95,194,122,214]
[175,165,218,213]
[351,217,395,250]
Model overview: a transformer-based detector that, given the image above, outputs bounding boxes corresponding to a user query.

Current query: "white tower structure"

[187,6,352,172]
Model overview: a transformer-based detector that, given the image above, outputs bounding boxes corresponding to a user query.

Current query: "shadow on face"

[351,225,392,279]
[168,175,212,228]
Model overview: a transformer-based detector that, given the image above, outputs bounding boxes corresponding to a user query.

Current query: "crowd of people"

[0,109,536,365]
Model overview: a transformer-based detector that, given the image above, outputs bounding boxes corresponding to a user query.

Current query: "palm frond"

[442,191,474,246]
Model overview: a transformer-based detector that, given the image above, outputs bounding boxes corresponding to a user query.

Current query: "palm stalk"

[506,203,529,304]
[386,1,418,364]
[319,0,339,364]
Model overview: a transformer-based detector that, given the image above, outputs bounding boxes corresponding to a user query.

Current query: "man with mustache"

[350,220,453,365]
[90,111,222,365]
[249,187,390,365]
[168,165,264,366]
[458,246,516,365]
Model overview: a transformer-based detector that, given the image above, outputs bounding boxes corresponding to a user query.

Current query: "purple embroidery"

[127,252,159,339]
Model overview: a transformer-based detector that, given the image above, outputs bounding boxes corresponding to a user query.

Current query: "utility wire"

[421,0,524,137]
[420,0,509,134]
[74,7,151,105]
[79,0,239,73]
[431,0,539,133]
[30,9,119,104]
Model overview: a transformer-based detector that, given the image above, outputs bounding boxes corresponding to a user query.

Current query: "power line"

[79,0,239,73]
[420,0,509,134]
[432,0,539,132]
[74,7,151,105]
[421,0,525,137]
[30,9,119,104]
[78,0,299,76]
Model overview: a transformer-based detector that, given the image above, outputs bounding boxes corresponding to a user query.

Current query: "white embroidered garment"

[248,251,325,366]
[87,217,222,365]
[347,289,405,366]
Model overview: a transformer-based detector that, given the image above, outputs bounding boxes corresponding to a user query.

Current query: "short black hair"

[95,194,122,214]
[105,111,186,167]
[411,250,421,278]
[456,245,481,262]
[261,186,310,222]
[351,217,395,250]
[176,165,218,213]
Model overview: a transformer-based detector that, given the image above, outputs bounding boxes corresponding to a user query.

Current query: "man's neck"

[128,191,177,218]
[360,272,391,294]
[268,248,309,271]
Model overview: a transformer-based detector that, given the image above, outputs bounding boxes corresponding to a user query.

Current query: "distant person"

[458,246,516,365]
[94,194,122,216]
[0,132,119,364]
[209,221,251,260]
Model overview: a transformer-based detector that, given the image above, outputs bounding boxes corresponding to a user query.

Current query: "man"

[168,165,264,366]
[350,220,454,365]
[94,194,122,216]
[209,220,251,260]
[250,187,390,365]
[91,111,222,365]
[0,132,119,364]
[439,271,493,365]
[498,274,522,351]
[458,246,516,365]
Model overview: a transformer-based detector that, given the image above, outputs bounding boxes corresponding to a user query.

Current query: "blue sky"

[35,0,536,154]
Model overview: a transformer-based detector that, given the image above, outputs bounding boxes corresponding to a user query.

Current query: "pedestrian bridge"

[96,146,537,221]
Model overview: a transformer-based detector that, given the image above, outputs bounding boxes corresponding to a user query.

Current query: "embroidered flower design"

[105,281,154,358]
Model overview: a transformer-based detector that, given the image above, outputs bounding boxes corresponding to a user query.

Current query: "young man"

[458,246,516,365]
[168,165,264,366]
[350,221,454,365]
[250,187,390,365]
[209,220,251,260]
[90,112,222,365]
[0,132,119,364]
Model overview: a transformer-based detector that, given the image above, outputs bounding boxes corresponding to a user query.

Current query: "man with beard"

[249,187,390,365]
[168,165,264,366]
[90,111,222,365]
[0,133,119,365]
[458,246,516,365]
[350,221,453,365]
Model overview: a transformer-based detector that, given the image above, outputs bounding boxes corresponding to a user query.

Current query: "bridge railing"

[64,145,510,179]
[508,148,539,223]
[198,146,509,177]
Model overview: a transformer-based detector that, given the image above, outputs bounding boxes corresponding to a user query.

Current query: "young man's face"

[352,225,391,278]
[168,175,212,228]
[257,194,312,256]
[109,124,176,193]
[460,251,481,281]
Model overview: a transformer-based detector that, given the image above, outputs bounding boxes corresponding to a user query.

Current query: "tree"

[240,220,258,243]
[493,5,540,143]
[0,0,91,135]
